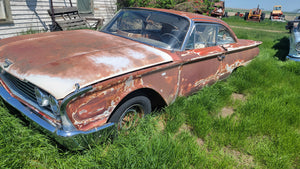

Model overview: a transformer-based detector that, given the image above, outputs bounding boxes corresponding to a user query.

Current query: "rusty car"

[0,8,261,149]
[210,1,228,18]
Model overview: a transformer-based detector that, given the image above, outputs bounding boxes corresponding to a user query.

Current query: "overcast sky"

[225,0,299,12]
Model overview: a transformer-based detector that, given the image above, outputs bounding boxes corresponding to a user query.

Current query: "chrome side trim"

[0,85,115,150]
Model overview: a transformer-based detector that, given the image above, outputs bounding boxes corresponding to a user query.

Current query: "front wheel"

[109,96,151,130]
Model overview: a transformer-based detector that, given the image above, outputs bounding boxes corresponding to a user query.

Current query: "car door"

[178,23,226,96]
[217,25,258,79]
[215,25,238,79]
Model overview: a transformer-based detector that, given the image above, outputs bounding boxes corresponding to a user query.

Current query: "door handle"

[218,55,225,61]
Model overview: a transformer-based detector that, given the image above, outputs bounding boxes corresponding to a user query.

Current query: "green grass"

[0,19,299,168]
[223,16,288,32]
[19,29,44,35]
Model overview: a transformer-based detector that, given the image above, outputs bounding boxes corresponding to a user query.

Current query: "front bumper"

[286,54,300,62]
[0,85,115,150]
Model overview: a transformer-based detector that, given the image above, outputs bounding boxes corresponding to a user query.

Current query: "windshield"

[274,6,281,10]
[101,9,190,50]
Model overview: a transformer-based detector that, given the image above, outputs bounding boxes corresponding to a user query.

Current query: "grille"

[1,71,56,119]
[4,72,36,102]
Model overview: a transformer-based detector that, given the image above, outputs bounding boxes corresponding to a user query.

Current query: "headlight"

[34,87,60,115]
[49,95,60,115]
[34,87,49,107]
[296,42,300,53]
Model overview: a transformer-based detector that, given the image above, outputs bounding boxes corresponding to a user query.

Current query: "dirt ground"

[229,26,286,33]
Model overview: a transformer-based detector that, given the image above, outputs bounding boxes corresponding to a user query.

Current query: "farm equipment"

[174,0,228,18]
[270,5,285,21]
[235,12,244,18]
[210,1,228,18]
[244,5,265,22]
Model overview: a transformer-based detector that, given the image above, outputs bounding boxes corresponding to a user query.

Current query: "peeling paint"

[90,56,131,70]
[0,30,174,100]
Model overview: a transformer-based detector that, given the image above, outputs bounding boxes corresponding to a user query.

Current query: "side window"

[0,0,12,24]
[185,24,217,50]
[217,26,235,45]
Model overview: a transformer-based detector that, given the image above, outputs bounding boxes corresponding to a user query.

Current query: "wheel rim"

[119,104,144,130]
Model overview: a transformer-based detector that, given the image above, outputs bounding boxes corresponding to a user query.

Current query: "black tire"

[244,12,249,20]
[109,96,151,130]
[261,13,265,21]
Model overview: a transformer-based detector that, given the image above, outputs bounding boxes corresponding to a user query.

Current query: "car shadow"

[272,36,290,61]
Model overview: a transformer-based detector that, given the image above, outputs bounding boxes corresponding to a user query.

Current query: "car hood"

[0,30,173,99]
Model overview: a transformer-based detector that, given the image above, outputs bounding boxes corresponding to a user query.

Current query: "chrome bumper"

[0,86,115,150]
[287,55,300,62]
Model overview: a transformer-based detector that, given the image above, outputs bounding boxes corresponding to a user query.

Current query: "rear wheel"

[109,96,151,130]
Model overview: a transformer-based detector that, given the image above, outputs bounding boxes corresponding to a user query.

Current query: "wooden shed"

[0,0,117,39]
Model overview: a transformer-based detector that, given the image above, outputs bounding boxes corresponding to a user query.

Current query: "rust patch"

[179,53,221,96]
[66,76,144,131]
[142,66,180,104]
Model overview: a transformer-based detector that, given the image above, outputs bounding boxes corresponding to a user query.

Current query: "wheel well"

[232,65,244,73]
[107,88,167,121]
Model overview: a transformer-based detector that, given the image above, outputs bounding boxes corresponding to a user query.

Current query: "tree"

[117,0,186,9]
[117,0,221,15]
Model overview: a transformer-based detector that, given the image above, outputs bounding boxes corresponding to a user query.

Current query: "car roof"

[128,7,229,27]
